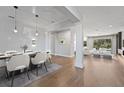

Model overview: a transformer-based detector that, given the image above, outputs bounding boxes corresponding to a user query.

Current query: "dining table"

[0,51,41,78]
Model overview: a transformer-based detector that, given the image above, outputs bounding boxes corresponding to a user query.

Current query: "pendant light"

[13,6,18,33]
[35,14,39,36]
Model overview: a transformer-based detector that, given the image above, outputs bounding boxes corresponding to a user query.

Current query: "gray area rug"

[0,63,62,87]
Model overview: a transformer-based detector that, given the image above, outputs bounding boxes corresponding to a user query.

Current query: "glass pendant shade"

[14,29,18,33]
[35,32,38,36]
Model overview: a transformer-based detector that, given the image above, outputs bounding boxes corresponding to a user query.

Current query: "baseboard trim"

[53,54,74,58]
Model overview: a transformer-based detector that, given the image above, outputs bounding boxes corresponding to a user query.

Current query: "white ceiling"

[76,6,124,37]
[0,6,78,30]
[1,6,123,37]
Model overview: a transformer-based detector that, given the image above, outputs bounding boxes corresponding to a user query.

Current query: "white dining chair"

[0,60,6,67]
[0,53,6,67]
[46,52,52,63]
[6,54,30,87]
[31,52,48,76]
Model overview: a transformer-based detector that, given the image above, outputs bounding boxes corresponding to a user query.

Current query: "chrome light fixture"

[35,14,39,36]
[13,6,18,33]
[32,38,36,47]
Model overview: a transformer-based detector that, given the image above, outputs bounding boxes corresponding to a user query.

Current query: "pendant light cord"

[36,15,37,33]
[35,15,38,34]
[14,6,18,30]
[15,7,16,29]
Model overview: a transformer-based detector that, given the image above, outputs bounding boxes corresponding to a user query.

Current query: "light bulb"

[32,38,35,40]
[14,29,18,33]
[109,25,113,28]
[35,32,38,36]
[32,44,36,47]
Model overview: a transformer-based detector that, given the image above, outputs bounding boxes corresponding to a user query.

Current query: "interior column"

[75,23,84,69]
[45,32,51,52]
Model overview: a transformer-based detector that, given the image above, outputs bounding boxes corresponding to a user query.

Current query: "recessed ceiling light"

[32,44,36,47]
[109,25,113,27]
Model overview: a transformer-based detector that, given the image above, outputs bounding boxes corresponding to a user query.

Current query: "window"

[93,39,111,49]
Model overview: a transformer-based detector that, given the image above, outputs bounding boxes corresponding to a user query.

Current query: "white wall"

[0,15,46,67]
[50,33,56,54]
[55,31,71,57]
[122,31,124,49]
[87,37,94,50]
[0,17,46,52]
[45,32,51,52]
[111,35,117,54]
[50,30,74,57]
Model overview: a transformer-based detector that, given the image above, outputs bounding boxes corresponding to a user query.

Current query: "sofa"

[91,48,113,59]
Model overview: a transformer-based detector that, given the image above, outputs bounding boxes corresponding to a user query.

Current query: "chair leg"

[44,62,48,72]
[36,65,39,76]
[8,72,10,81]
[40,64,42,69]
[26,68,30,80]
[5,66,9,80]
[11,71,15,87]
[49,58,52,64]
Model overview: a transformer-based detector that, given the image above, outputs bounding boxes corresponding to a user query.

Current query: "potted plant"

[46,51,50,54]
[21,44,28,53]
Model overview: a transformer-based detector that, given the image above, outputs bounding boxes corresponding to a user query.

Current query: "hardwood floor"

[27,55,124,87]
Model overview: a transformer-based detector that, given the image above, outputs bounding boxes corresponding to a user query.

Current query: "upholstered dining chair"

[0,53,6,67]
[31,52,48,76]
[46,52,52,63]
[6,54,30,87]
